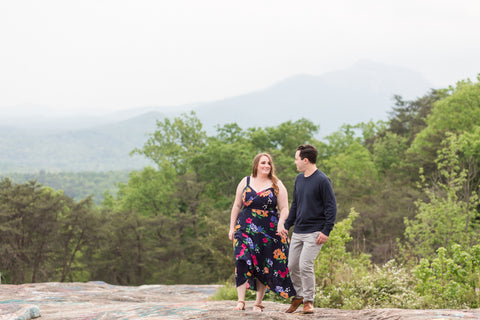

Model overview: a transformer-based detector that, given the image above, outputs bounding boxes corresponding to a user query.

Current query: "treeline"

[1,78,479,308]
[1,170,130,204]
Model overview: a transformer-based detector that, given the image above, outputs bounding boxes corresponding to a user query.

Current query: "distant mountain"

[0,60,434,173]
[193,60,433,136]
[0,112,161,173]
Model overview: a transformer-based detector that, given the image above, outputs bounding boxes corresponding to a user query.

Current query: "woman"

[228,153,296,312]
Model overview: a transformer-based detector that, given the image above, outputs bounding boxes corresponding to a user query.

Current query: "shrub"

[315,208,371,288]
[413,243,480,308]
[316,260,422,309]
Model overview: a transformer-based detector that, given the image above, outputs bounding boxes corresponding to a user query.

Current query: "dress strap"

[246,176,250,187]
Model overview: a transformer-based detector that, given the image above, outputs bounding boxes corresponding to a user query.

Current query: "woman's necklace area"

[251,176,272,191]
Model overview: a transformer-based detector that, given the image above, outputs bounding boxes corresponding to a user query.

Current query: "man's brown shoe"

[285,297,303,313]
[303,301,314,314]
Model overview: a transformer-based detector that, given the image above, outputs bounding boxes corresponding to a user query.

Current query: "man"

[277,144,337,314]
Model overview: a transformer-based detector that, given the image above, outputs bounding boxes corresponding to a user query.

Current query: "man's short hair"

[297,144,318,164]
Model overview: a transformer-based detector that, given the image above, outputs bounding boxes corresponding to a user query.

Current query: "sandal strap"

[253,304,265,309]
[233,301,245,311]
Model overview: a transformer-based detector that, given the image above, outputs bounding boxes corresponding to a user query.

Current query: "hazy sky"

[1,0,480,115]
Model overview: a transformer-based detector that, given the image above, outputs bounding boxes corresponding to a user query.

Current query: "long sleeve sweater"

[284,169,337,236]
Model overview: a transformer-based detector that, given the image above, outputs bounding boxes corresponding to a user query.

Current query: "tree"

[132,111,206,174]
[401,131,480,262]
[54,196,100,282]
[86,208,147,285]
[112,166,177,217]
[407,79,480,176]
[0,179,99,283]
[321,122,419,263]
[0,181,62,283]
[194,138,253,207]
[372,132,409,174]
[388,90,445,143]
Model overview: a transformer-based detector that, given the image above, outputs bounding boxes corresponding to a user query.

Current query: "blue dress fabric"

[233,176,296,299]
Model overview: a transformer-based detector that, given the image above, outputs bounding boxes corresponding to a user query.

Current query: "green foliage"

[110,166,177,216]
[315,209,371,288]
[387,91,443,143]
[426,80,480,133]
[2,77,480,310]
[322,132,404,264]
[407,80,480,175]
[0,178,99,284]
[316,260,422,309]
[256,118,319,153]
[210,281,260,302]
[401,131,480,261]
[313,209,421,309]
[323,124,364,158]
[2,170,130,204]
[100,113,322,286]
[413,244,480,308]
[210,282,240,301]
[132,111,206,174]
[324,141,378,193]
[321,126,380,218]
[193,137,254,207]
[372,132,409,173]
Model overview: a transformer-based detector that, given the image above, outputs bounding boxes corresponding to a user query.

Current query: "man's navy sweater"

[284,169,337,236]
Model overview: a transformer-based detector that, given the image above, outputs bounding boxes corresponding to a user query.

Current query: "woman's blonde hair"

[251,153,279,196]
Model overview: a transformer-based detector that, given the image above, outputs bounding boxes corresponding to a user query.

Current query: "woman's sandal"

[233,301,245,311]
[252,304,265,312]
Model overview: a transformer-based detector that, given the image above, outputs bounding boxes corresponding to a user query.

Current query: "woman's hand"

[276,180,289,241]
[228,229,235,241]
[276,220,288,240]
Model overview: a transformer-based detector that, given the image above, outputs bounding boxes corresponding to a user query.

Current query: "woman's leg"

[253,279,266,312]
[234,281,247,310]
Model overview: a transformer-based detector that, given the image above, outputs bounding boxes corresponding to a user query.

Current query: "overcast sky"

[1,0,479,115]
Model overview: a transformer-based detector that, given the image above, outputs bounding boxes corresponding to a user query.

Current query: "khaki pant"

[288,231,323,303]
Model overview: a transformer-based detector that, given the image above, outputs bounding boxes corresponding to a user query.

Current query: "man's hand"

[316,232,328,245]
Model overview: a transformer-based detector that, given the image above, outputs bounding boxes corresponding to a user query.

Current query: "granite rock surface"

[1,282,479,319]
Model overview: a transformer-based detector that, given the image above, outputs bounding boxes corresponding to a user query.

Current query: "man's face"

[294,150,306,172]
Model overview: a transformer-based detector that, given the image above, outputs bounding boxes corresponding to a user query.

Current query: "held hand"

[276,222,288,240]
[316,232,328,245]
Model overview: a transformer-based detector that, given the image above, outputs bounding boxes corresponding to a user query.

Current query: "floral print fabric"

[233,176,296,299]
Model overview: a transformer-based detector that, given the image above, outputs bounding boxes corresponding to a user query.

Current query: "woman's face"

[257,155,272,176]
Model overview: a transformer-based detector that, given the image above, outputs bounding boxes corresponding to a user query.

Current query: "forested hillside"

[1,170,130,204]
[0,112,158,172]
[1,77,479,309]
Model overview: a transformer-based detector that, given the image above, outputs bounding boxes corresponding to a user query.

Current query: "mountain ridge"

[193,60,432,135]
[0,60,433,172]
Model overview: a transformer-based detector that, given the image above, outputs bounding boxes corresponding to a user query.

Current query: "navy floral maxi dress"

[233,176,296,299]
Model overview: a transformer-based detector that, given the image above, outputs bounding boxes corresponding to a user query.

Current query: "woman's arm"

[228,176,247,241]
[276,180,289,238]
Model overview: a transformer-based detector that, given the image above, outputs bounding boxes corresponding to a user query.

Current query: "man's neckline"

[303,168,318,178]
